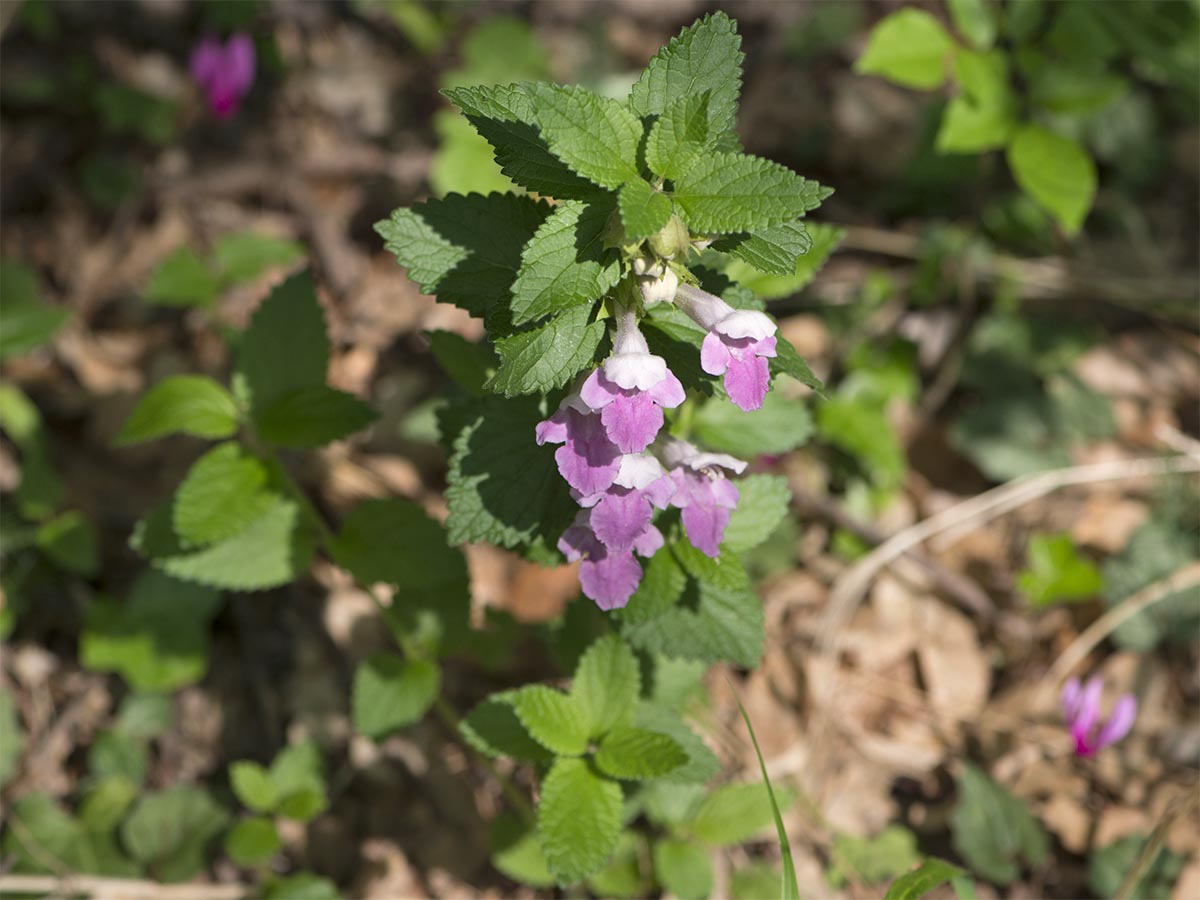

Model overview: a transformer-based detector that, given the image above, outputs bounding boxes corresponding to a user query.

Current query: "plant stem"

[267,451,536,825]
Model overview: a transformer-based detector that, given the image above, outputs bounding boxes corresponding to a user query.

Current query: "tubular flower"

[558,514,663,611]
[1061,675,1137,757]
[673,283,777,412]
[190,33,256,119]
[578,454,675,552]
[580,302,685,453]
[536,394,621,497]
[662,438,746,557]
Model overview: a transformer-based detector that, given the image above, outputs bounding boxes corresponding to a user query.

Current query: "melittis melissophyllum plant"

[377,11,828,615]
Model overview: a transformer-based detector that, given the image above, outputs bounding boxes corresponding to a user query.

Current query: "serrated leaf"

[595,726,687,780]
[352,654,440,739]
[80,570,223,692]
[140,496,315,592]
[330,498,468,592]
[230,761,278,813]
[255,384,377,448]
[692,389,813,458]
[461,695,554,763]
[672,152,827,234]
[445,395,577,552]
[618,178,673,240]
[116,375,239,445]
[570,634,641,738]
[653,839,714,900]
[213,231,304,284]
[723,475,792,552]
[511,685,589,756]
[884,859,967,900]
[537,757,623,884]
[225,817,281,866]
[490,811,556,888]
[633,704,720,785]
[509,199,620,325]
[121,786,229,883]
[1006,125,1096,235]
[725,221,844,303]
[621,543,763,667]
[646,92,713,181]
[172,443,275,547]
[0,262,68,360]
[950,764,1048,885]
[687,782,794,846]
[376,192,551,322]
[489,304,606,396]
[630,12,744,145]
[528,83,641,189]
[444,83,602,200]
[855,9,955,89]
[237,271,330,413]
[712,221,813,276]
[615,545,687,625]
[426,330,496,397]
[144,247,222,308]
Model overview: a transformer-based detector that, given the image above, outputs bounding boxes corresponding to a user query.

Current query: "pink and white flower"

[673,283,778,412]
[536,394,621,497]
[190,33,256,120]
[662,438,747,557]
[558,513,664,611]
[1061,675,1137,757]
[578,453,675,552]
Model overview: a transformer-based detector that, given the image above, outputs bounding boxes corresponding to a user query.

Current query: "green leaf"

[712,221,813,277]
[36,510,98,575]
[829,825,922,888]
[443,15,551,90]
[116,375,240,445]
[950,764,1048,885]
[1017,533,1103,607]
[653,839,714,900]
[1088,834,1186,900]
[595,726,687,780]
[255,385,377,448]
[444,395,577,552]
[818,392,906,491]
[673,152,827,234]
[687,782,793,847]
[948,0,997,49]
[633,704,720,785]
[213,231,304,284]
[426,330,496,397]
[537,757,623,885]
[144,247,222,308]
[732,864,783,900]
[331,498,469,592]
[489,304,607,397]
[137,495,314,592]
[856,9,955,89]
[490,811,556,888]
[725,221,844,302]
[645,92,713,181]
[621,542,764,667]
[587,832,648,899]
[1104,518,1200,651]
[443,83,602,200]
[431,109,516,196]
[268,741,327,822]
[570,633,641,738]
[352,654,440,739]
[79,775,139,833]
[615,545,687,625]
[618,178,673,241]
[89,730,148,785]
[230,761,278,813]
[460,695,553,763]
[114,692,173,739]
[937,51,1017,154]
[1,794,97,874]
[510,685,589,756]
[81,570,223,692]
[509,199,620,325]
[1006,125,1096,235]
[630,12,744,146]
[885,859,968,900]
[173,443,276,547]
[1029,62,1129,115]
[528,84,641,190]
[0,261,67,360]
[693,389,813,458]
[0,685,26,786]
[236,271,330,413]
[723,474,792,552]
[376,192,551,322]
[121,786,229,882]
[225,817,281,866]
[263,873,341,900]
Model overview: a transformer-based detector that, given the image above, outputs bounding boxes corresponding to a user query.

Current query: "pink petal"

[190,37,223,83]
[1096,695,1137,750]
[580,550,643,611]
[632,524,664,557]
[580,368,616,411]
[601,391,664,454]
[723,354,772,411]
[535,410,569,446]
[225,33,256,93]
[682,503,731,557]
[1061,678,1082,721]
[590,489,652,552]
[700,331,731,376]
[648,368,686,408]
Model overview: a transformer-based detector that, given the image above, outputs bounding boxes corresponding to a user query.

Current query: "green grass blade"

[726,677,800,900]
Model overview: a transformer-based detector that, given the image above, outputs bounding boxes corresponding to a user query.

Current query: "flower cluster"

[1061,675,1137,757]
[538,275,777,611]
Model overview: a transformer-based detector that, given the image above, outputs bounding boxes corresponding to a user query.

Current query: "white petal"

[661,437,747,474]
[639,268,679,306]
[614,453,667,490]
[714,310,777,341]
[604,352,667,391]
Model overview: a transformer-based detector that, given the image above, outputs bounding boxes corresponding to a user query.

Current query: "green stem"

[267,450,536,826]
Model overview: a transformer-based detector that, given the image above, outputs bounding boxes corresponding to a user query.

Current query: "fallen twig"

[0,875,247,900]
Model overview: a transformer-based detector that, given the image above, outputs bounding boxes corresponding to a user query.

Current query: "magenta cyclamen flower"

[579,303,685,453]
[673,283,777,412]
[663,438,747,557]
[190,33,255,119]
[1061,676,1137,757]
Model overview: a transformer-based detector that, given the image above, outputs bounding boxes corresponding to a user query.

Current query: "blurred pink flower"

[1061,675,1137,757]
[190,33,255,119]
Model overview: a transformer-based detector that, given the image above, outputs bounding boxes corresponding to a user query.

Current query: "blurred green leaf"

[173,443,277,547]
[121,786,229,882]
[687,782,796,847]
[352,654,440,739]
[725,222,844,302]
[115,693,173,739]
[856,9,955,89]
[1017,533,1103,607]
[654,839,714,900]
[693,389,813,458]
[93,83,177,145]
[268,741,327,822]
[1088,834,1185,900]
[1104,518,1200,650]
[237,271,329,415]
[230,761,278,813]
[145,248,222,308]
[723,474,793,553]
[225,816,281,867]
[89,729,148,785]
[214,232,304,284]
[79,775,139,833]
[951,764,1047,885]
[948,0,997,49]
[828,825,921,887]
[732,863,783,900]
[587,832,647,899]
[36,510,98,576]
[0,685,25,786]
[0,261,67,360]
[255,384,377,448]
[884,859,968,900]
[262,872,341,900]
[489,811,555,888]
[116,375,240,445]
[1006,124,1096,235]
